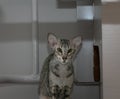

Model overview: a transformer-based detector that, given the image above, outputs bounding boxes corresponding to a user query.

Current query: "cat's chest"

[50,61,73,78]
[55,64,69,76]
[49,64,73,88]
[49,61,74,87]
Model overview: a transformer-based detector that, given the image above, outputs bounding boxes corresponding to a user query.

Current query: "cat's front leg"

[50,85,61,99]
[61,86,72,99]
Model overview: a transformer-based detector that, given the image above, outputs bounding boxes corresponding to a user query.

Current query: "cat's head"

[48,33,81,64]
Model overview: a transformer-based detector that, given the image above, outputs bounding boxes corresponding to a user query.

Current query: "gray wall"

[0,0,100,99]
[0,0,33,75]
[0,0,39,99]
[102,2,120,99]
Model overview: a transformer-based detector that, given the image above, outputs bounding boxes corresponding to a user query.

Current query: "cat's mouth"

[62,59,68,64]
[63,60,66,63]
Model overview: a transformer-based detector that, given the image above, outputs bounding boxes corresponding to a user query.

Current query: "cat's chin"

[60,61,69,65]
[60,62,68,65]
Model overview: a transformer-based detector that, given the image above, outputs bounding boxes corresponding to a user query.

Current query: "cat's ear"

[70,36,82,49]
[47,33,58,49]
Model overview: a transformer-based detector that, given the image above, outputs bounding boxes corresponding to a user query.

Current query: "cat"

[39,33,81,99]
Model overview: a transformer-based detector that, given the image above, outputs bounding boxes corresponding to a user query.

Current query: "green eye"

[57,48,62,53]
[67,49,73,54]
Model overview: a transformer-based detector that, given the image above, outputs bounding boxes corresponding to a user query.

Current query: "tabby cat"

[39,33,81,99]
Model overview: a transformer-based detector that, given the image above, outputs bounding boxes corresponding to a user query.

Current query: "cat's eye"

[67,49,73,54]
[57,48,62,53]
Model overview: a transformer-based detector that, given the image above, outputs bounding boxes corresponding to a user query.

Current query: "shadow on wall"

[0,23,32,42]
[0,18,94,43]
[0,6,4,23]
[39,20,94,43]
[102,2,120,24]
[56,0,76,8]
[0,20,93,42]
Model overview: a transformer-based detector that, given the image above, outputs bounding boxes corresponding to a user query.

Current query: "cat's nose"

[62,56,67,60]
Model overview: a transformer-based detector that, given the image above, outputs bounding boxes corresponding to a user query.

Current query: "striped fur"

[39,33,81,99]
